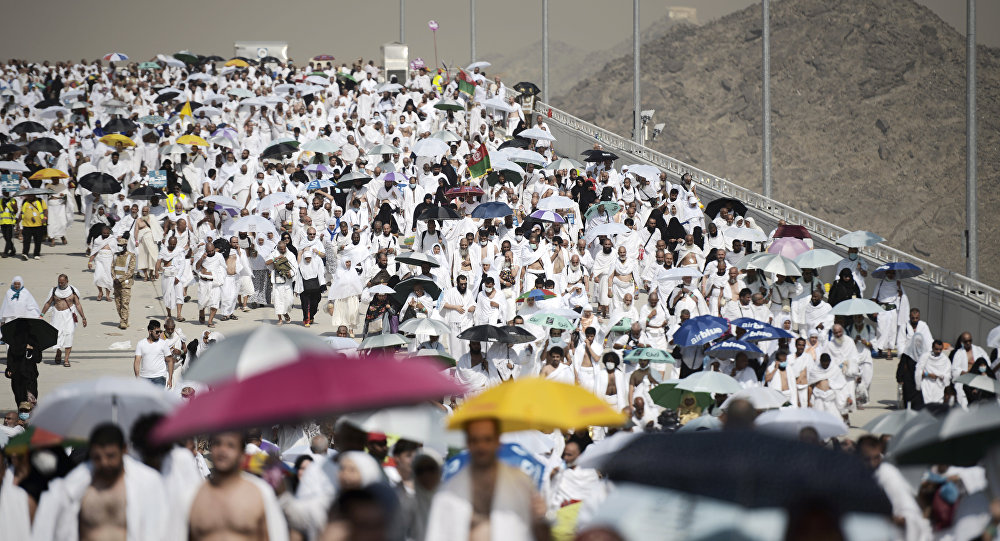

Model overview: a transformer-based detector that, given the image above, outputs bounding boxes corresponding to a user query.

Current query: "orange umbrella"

[28,168,69,180]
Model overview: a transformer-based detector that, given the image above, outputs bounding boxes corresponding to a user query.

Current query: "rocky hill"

[554,0,1000,287]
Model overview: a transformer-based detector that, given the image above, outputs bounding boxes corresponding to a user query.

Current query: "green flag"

[468,143,490,178]
[457,69,476,95]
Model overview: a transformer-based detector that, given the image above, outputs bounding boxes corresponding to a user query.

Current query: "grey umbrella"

[861,409,932,436]
[887,402,1000,466]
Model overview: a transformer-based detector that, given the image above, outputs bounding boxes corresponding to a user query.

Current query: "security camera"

[651,123,665,140]
[640,110,655,122]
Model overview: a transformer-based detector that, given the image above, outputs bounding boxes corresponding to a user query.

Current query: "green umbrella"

[336,72,357,83]
[412,349,457,368]
[527,313,575,331]
[137,115,167,125]
[308,71,328,77]
[173,53,199,65]
[610,317,633,333]
[358,333,408,350]
[433,99,465,112]
[485,170,522,186]
[624,348,675,364]
[584,201,622,220]
[650,382,714,411]
[138,61,161,70]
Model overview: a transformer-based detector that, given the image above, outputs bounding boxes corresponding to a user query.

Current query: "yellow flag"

[179,101,192,118]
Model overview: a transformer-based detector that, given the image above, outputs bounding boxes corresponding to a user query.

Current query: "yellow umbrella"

[225,59,249,68]
[447,378,626,433]
[176,134,209,147]
[28,168,69,180]
[99,134,135,148]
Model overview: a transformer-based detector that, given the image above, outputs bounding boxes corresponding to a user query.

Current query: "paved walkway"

[0,214,902,432]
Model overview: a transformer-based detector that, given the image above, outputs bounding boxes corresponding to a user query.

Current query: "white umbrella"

[831,298,884,316]
[491,159,526,175]
[656,267,704,281]
[193,105,223,118]
[585,222,630,243]
[157,86,183,95]
[482,97,516,113]
[257,192,294,210]
[368,284,396,295]
[429,130,462,143]
[39,106,70,119]
[501,148,547,166]
[230,215,277,235]
[367,144,402,156]
[986,325,1000,350]
[624,164,660,179]
[31,377,180,440]
[307,75,331,86]
[466,61,491,71]
[500,430,556,456]
[324,336,359,352]
[204,195,242,209]
[158,143,187,155]
[207,135,234,149]
[734,251,769,270]
[328,272,364,300]
[399,317,451,336]
[747,253,802,277]
[183,326,333,384]
[720,387,788,411]
[861,409,930,436]
[724,226,768,243]
[537,195,576,210]
[837,230,884,248]
[755,407,848,441]
[677,414,722,432]
[375,82,403,93]
[794,249,842,269]
[675,371,742,395]
[543,157,584,171]
[518,128,556,142]
[0,161,29,172]
[300,139,340,154]
[955,372,1000,394]
[187,73,212,82]
[412,138,451,157]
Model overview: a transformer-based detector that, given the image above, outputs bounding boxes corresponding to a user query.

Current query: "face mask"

[515,235,523,242]
[778,362,787,369]
[18,412,29,421]
[409,183,416,189]
[485,286,494,293]
[480,240,487,246]
[604,362,616,371]
[979,365,987,374]
[550,336,564,346]
[848,253,858,261]
[529,243,537,250]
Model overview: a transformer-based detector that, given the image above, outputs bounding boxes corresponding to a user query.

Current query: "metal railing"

[526,98,1000,311]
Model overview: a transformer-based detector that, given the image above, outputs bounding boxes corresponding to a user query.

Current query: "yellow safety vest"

[0,200,16,225]
[20,200,46,227]
[166,193,187,213]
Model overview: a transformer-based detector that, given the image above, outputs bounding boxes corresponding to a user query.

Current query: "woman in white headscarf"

[1,276,41,324]
[328,251,364,334]
[336,451,386,490]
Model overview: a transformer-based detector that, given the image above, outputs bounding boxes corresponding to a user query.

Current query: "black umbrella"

[513,82,541,97]
[498,138,531,150]
[12,121,46,135]
[457,325,507,342]
[79,172,122,194]
[0,143,23,154]
[104,118,137,134]
[583,150,619,163]
[393,276,441,300]
[887,402,1000,467]
[128,186,166,200]
[174,53,199,65]
[154,92,179,104]
[604,432,892,516]
[485,170,522,187]
[260,56,281,64]
[204,55,225,62]
[704,197,749,219]
[33,98,62,110]
[498,325,536,344]
[27,137,63,153]
[417,206,461,221]
[0,318,58,350]
[261,142,299,159]
[174,101,203,112]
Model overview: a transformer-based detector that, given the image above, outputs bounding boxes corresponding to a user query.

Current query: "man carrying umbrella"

[40,274,88,367]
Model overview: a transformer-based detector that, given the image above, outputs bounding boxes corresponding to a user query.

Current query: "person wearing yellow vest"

[166,184,188,214]
[19,194,47,261]
[0,194,17,257]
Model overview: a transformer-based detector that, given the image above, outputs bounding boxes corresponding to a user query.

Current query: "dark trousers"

[21,226,44,257]
[299,289,321,323]
[679,362,703,379]
[8,349,39,404]
[1,224,15,256]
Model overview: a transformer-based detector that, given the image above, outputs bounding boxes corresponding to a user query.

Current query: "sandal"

[175,317,185,322]
[219,315,229,321]
[207,322,216,328]
[228,315,238,321]
[63,361,71,367]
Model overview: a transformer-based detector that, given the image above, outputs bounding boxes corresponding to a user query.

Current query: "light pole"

[966,0,977,279]
[761,0,772,199]
[542,0,549,103]
[633,0,641,145]
[399,0,405,43]
[470,0,476,64]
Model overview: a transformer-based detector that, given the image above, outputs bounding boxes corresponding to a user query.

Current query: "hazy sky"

[1,0,994,65]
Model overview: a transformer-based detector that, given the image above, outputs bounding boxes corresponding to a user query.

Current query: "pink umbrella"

[767,237,810,259]
[153,353,463,443]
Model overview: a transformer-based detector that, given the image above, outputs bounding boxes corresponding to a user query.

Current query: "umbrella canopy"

[457,324,535,344]
[830,298,884,316]
[103,52,129,62]
[730,319,795,341]
[513,81,541,96]
[774,224,811,239]
[433,99,465,112]
[516,288,556,302]
[257,192,294,210]
[154,353,462,443]
[138,61,161,70]
[299,139,340,154]
[623,348,675,364]
[127,186,166,200]
[889,401,1000,467]
[99,134,135,148]
[4,426,79,455]
[747,253,802,277]
[837,230,885,248]
[502,149,547,166]
[184,326,333,384]
[470,201,512,219]
[445,186,485,199]
[583,201,622,220]
[794,249,842,269]
[954,372,1000,395]
[412,349,457,368]
[429,129,462,143]
[529,209,564,223]
[417,206,461,221]
[542,157,583,172]
[412,137,451,157]
[582,150,619,163]
[0,318,58,350]
[0,161,28,172]
[861,409,930,436]
[706,339,765,359]
[536,195,576,210]
[603,431,892,515]
[342,403,455,448]
[649,381,713,410]
[447,378,625,432]
[399,317,451,336]
[176,134,208,147]
[720,387,789,410]
[393,276,442,303]
[395,251,441,268]
[32,377,181,440]
[527,313,575,331]
[755,407,849,441]
[367,144,402,156]
[324,336,359,353]
[723,226,768,243]
[623,164,660,179]
[28,168,68,180]
[358,333,409,350]
[230,215,278,236]
[766,237,810,259]
[482,97,516,113]
[672,315,728,347]
[704,197,748,219]
[137,115,168,125]
[986,325,1000,349]
[871,262,922,280]
[79,172,122,194]
[519,127,556,142]
[203,195,242,208]
[225,58,249,67]
[305,179,335,191]
[261,142,299,159]
[585,222,630,243]
[103,118,137,134]
[27,137,63,153]
[675,371,742,395]
[12,121,46,134]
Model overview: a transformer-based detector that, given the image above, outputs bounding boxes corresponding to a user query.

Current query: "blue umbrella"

[471,201,513,219]
[672,315,728,348]
[707,338,765,359]
[304,164,332,175]
[442,442,546,490]
[306,179,335,190]
[871,261,922,280]
[729,318,795,341]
